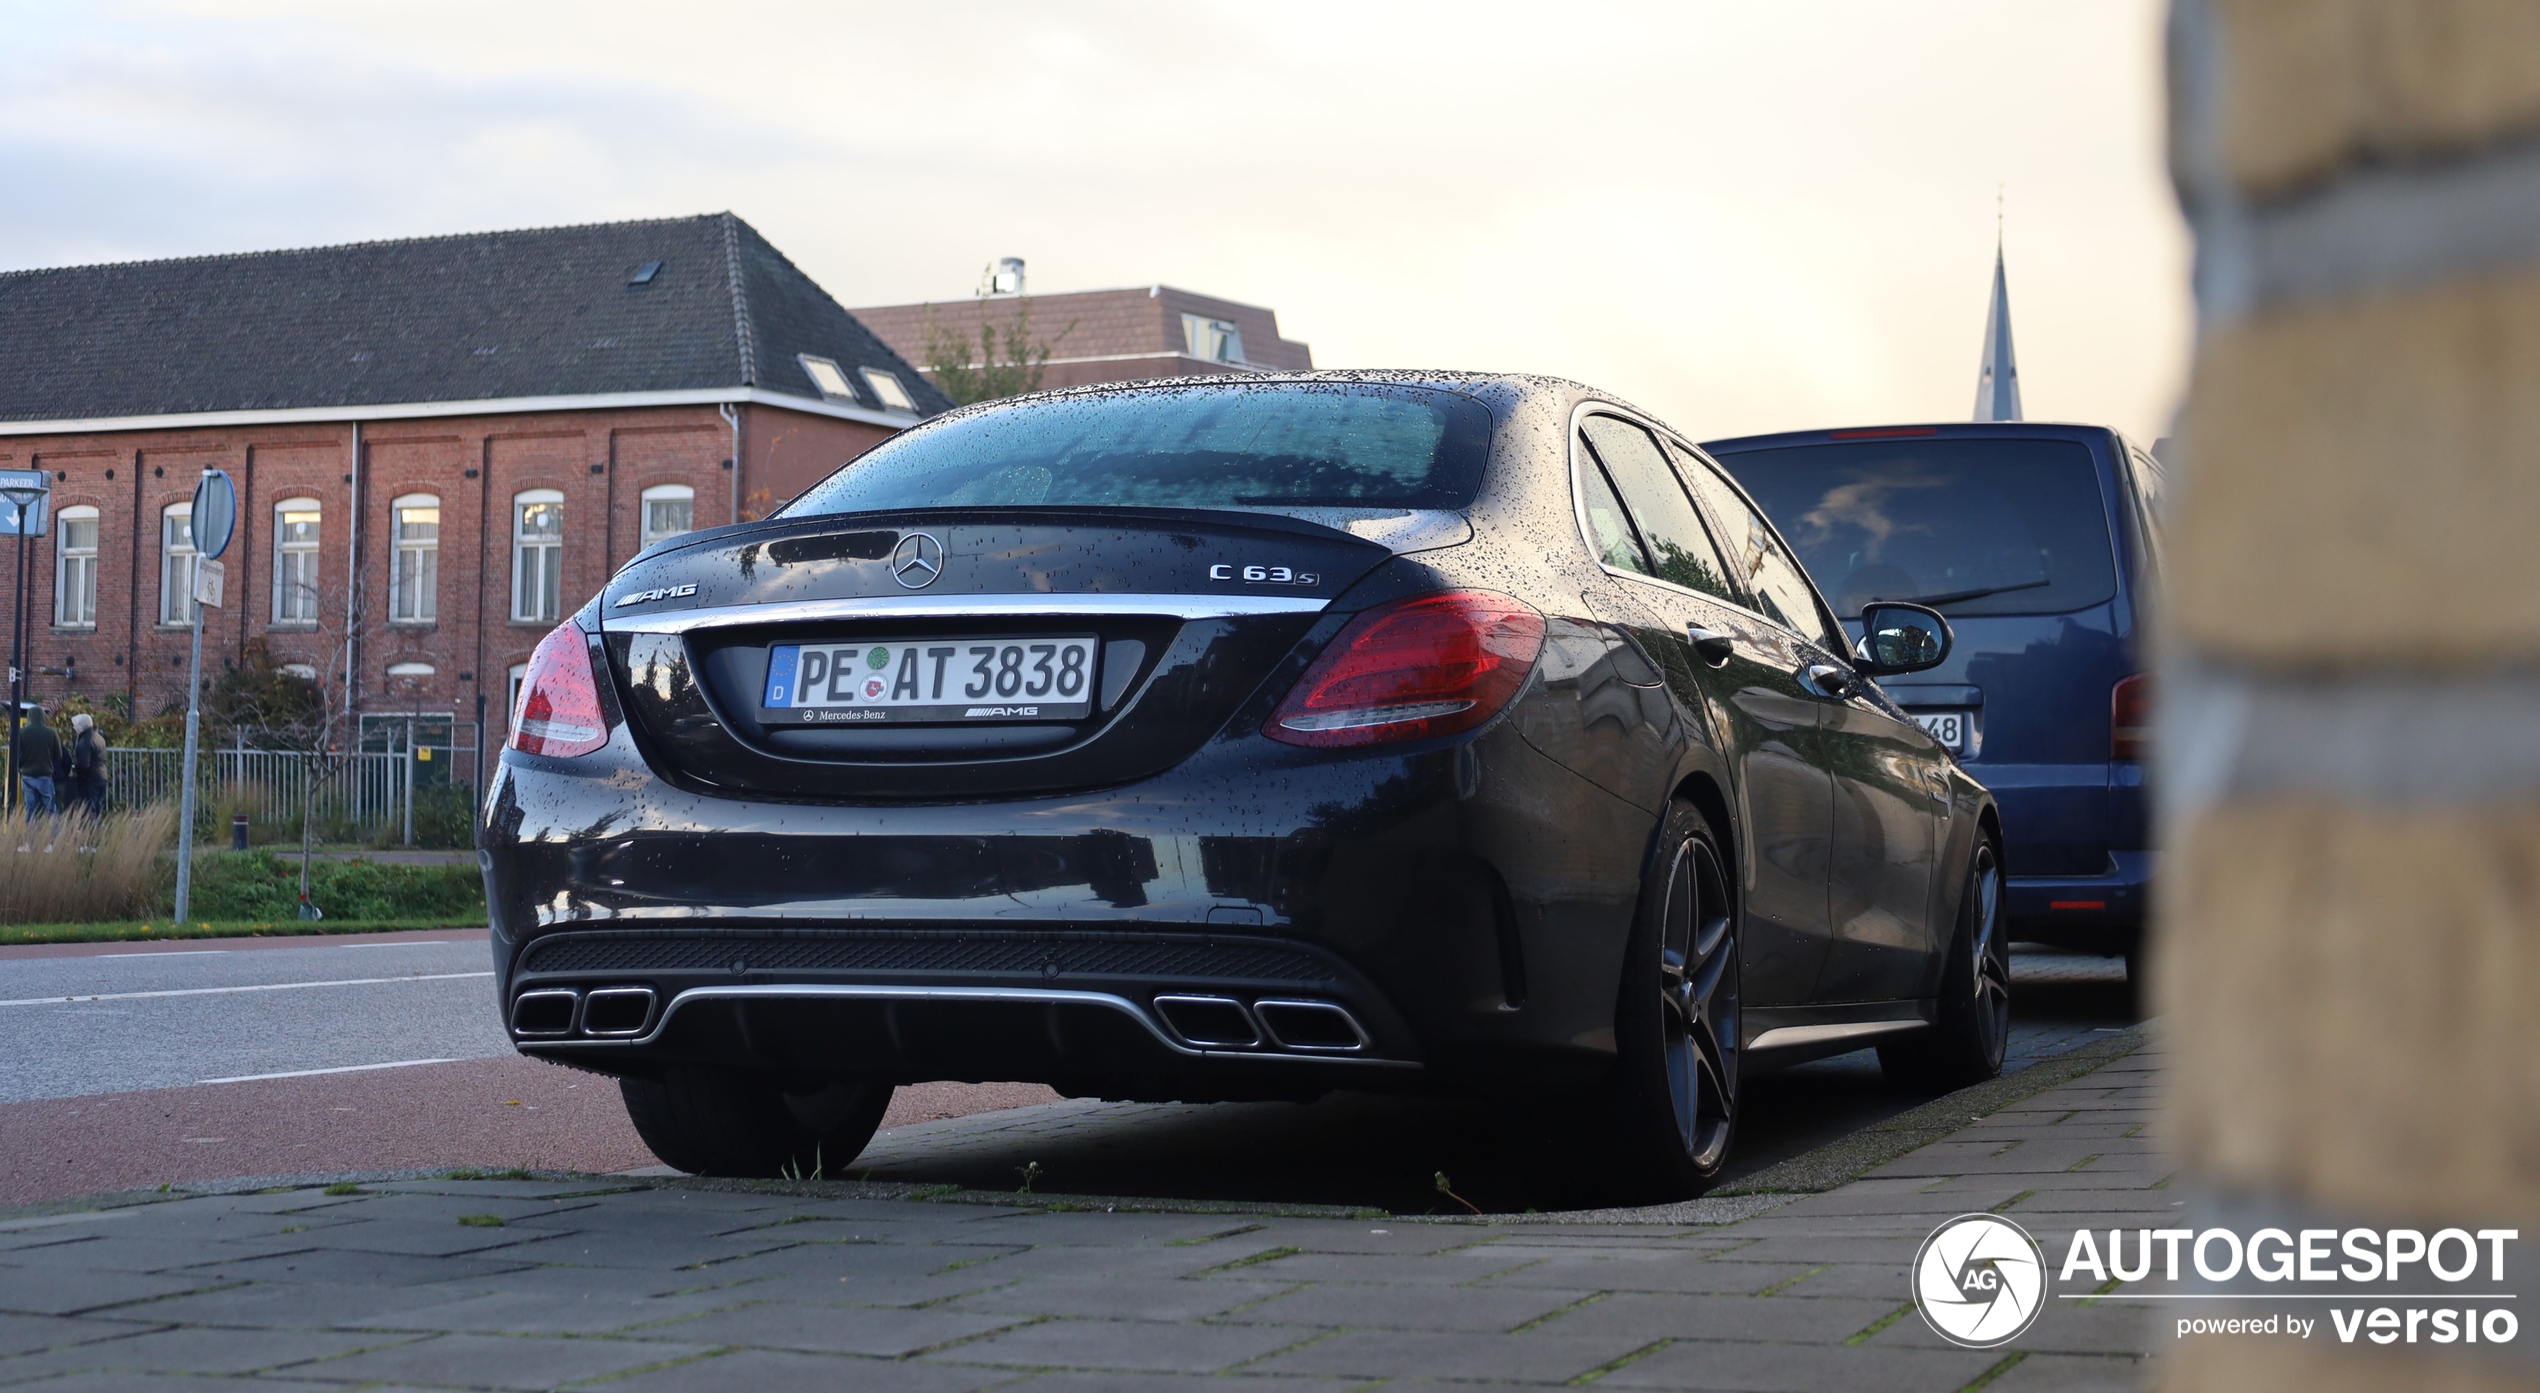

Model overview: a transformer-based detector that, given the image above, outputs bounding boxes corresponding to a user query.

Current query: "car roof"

[1700,420,2122,454]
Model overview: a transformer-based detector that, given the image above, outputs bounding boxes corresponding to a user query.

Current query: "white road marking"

[198,1057,461,1084]
[96,950,230,958]
[0,971,494,1008]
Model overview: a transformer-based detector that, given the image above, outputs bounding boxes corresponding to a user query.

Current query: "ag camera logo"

[1915,1214,2049,1348]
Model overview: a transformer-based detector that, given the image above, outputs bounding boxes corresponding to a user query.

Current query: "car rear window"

[1719,438,2117,618]
[782,383,1493,518]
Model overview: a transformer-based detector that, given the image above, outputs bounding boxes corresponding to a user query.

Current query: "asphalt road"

[0,935,2134,1213]
[0,934,510,1104]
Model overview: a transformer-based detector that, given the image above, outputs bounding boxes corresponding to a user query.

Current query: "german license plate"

[1912,710,1967,752]
[762,636,1097,724]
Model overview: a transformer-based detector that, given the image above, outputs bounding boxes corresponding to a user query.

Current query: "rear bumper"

[2005,849,2153,952]
[479,716,1648,1099]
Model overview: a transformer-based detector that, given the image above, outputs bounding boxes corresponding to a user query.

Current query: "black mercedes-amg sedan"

[483,373,2005,1198]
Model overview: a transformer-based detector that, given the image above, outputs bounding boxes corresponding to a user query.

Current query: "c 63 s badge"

[615,583,699,607]
[1209,564,1320,585]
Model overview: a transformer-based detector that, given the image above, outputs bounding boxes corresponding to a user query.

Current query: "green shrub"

[187,850,484,923]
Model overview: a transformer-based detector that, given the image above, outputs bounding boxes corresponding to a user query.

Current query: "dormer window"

[1182,314,1245,364]
[861,369,917,413]
[799,355,859,402]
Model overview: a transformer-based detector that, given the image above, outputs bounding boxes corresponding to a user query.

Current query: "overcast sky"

[2,0,2188,441]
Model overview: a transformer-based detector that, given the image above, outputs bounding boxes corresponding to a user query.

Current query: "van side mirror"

[1855,602,1953,676]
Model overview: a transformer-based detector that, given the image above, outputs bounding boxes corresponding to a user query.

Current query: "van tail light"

[1266,591,1545,749]
[509,621,611,758]
[2111,673,2153,761]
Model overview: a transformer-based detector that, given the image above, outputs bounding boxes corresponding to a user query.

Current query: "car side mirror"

[1855,602,1953,676]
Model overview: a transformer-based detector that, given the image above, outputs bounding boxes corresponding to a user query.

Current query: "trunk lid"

[597,507,1407,801]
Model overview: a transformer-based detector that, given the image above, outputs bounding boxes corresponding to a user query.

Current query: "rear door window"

[1677,452,1843,650]
[1719,438,2118,619]
[1579,416,1735,601]
[1575,452,1652,575]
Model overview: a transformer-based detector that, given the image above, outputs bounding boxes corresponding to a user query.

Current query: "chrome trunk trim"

[605,592,1330,635]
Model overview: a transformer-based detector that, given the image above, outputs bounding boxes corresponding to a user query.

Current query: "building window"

[272,497,321,626]
[160,502,197,626]
[799,355,858,402]
[507,662,530,725]
[54,506,97,628]
[1181,314,1245,364]
[512,490,563,623]
[390,494,439,624]
[861,368,917,413]
[640,484,695,550]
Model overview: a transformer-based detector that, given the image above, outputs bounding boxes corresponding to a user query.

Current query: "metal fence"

[100,746,470,834]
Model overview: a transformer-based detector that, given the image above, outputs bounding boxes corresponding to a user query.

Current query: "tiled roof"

[849,285,1312,383]
[0,214,950,423]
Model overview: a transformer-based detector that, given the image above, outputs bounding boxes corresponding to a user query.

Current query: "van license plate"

[1911,710,1967,752]
[762,636,1097,724]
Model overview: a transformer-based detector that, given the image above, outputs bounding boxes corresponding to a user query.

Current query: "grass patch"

[322,1183,363,1196]
[0,917,481,946]
[186,851,483,922]
[456,1214,505,1228]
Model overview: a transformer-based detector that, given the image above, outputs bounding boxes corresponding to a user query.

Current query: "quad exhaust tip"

[510,986,657,1039]
[1152,994,1368,1054]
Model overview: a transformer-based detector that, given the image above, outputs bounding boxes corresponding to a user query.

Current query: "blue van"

[1699,422,2161,979]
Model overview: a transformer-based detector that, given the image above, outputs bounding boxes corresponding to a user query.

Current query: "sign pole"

[171,470,235,925]
[0,480,51,819]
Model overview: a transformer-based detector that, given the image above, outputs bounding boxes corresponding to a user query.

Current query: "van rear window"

[1720,439,2116,618]
[783,383,1492,518]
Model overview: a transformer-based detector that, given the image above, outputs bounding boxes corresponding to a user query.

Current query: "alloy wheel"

[1657,834,1740,1169]
[1969,844,2009,1066]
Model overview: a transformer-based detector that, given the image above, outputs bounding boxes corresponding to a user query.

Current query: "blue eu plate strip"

[763,645,799,708]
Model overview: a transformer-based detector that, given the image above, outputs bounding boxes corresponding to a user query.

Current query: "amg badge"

[614,583,698,607]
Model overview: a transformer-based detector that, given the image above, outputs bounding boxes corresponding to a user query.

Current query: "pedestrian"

[68,713,105,819]
[15,706,58,817]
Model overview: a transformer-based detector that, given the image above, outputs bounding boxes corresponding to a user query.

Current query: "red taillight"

[509,621,610,759]
[2111,673,2152,761]
[1266,591,1545,749]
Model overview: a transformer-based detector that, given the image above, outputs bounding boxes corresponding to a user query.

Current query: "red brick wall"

[0,401,895,755]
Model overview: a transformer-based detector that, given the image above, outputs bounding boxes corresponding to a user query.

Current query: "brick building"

[0,213,944,759]
[850,269,1312,394]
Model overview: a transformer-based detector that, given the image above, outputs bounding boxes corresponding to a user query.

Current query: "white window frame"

[160,502,197,626]
[799,355,859,402]
[1181,313,1245,364]
[511,489,564,624]
[54,506,98,629]
[861,368,917,413]
[639,484,695,551]
[507,662,530,726]
[390,493,439,625]
[271,497,322,627]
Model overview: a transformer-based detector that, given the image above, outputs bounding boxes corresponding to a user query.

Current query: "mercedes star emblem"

[890,531,945,590]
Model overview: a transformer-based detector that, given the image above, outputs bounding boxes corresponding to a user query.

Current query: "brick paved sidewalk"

[0,1037,2163,1391]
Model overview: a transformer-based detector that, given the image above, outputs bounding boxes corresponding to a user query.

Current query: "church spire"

[1973,203,2022,421]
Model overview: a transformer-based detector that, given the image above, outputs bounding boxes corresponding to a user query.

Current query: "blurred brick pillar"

[2161,2,2540,1389]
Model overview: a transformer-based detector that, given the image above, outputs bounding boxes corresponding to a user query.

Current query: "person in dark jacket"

[16,707,59,816]
[67,713,104,818]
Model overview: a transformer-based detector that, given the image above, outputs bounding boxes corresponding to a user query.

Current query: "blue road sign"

[0,470,50,538]
[191,470,237,560]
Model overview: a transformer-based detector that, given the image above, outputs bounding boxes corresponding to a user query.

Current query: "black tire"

[620,1069,892,1178]
[1602,799,1743,1200]
[1880,838,2009,1092]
